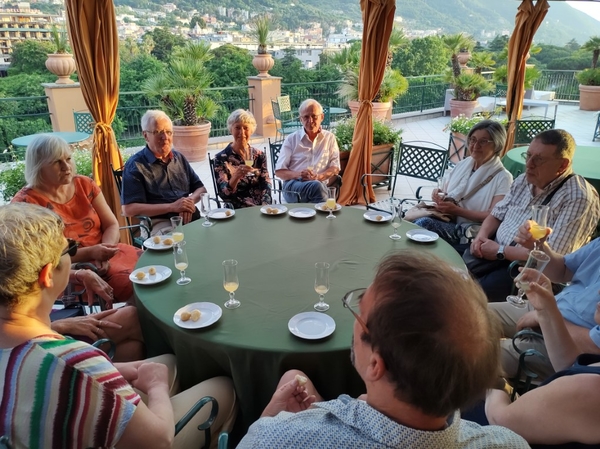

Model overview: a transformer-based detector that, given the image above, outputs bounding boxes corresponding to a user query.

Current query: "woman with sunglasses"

[413,120,513,249]
[11,134,141,304]
[0,203,237,449]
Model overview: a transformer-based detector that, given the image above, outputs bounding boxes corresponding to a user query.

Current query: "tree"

[190,16,206,29]
[442,33,475,78]
[270,48,311,83]
[204,44,254,87]
[120,53,165,92]
[581,36,600,69]
[487,35,509,53]
[8,40,54,75]
[470,52,495,75]
[392,36,448,77]
[564,39,580,52]
[144,27,187,62]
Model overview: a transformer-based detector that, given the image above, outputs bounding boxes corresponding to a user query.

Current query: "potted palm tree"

[577,36,600,110]
[142,42,219,162]
[45,24,76,84]
[249,14,274,77]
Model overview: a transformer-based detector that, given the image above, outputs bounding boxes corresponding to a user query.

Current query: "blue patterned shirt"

[237,395,529,448]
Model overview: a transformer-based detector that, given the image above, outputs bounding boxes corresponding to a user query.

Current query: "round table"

[328,107,349,115]
[502,145,600,192]
[11,131,90,148]
[134,205,465,431]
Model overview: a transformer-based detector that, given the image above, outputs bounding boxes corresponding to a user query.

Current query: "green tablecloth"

[502,145,600,192]
[134,205,465,430]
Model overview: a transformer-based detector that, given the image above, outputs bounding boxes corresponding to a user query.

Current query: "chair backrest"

[393,141,448,195]
[515,119,555,146]
[207,153,222,208]
[111,164,124,196]
[73,111,95,134]
[0,436,12,449]
[268,139,283,181]
[110,164,149,248]
[322,106,331,130]
[448,133,468,169]
[495,84,508,98]
[277,95,292,113]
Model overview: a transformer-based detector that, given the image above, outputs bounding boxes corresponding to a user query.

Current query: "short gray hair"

[141,110,172,132]
[298,99,323,116]
[467,120,507,155]
[227,109,257,135]
[0,203,65,309]
[25,134,73,188]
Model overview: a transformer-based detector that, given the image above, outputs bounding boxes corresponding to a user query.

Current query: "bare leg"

[277,369,324,402]
[102,306,145,361]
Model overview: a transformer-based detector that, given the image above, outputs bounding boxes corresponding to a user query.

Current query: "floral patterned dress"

[213,144,272,208]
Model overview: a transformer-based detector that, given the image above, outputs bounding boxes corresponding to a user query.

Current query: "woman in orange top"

[12,134,141,304]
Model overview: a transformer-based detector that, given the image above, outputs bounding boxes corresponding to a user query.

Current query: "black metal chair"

[207,153,222,208]
[593,113,600,142]
[447,132,468,169]
[268,138,284,192]
[514,118,555,147]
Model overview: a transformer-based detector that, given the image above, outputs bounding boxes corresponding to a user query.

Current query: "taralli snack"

[163,238,173,245]
[225,210,232,217]
[295,374,308,387]
[321,205,328,211]
[148,266,157,275]
[180,311,192,322]
[152,236,161,244]
[190,309,202,322]
[135,271,146,280]
[375,215,383,221]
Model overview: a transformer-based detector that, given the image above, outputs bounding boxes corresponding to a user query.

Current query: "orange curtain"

[338,0,396,205]
[64,0,130,243]
[503,0,550,155]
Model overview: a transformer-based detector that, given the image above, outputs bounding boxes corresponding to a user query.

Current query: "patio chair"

[73,110,95,134]
[271,96,301,141]
[493,84,508,110]
[593,113,600,142]
[447,132,468,169]
[514,118,555,147]
[362,141,448,214]
[268,138,284,191]
[207,153,222,208]
[321,106,331,130]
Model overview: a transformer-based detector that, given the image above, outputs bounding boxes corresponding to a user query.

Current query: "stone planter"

[578,85,600,111]
[449,99,477,118]
[449,131,469,165]
[172,122,211,162]
[339,143,395,186]
[252,53,274,78]
[348,100,392,121]
[45,53,76,84]
[457,50,471,69]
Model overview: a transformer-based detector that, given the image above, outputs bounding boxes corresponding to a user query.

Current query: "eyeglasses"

[300,114,322,122]
[145,129,173,137]
[61,239,79,257]
[521,152,556,167]
[468,137,493,146]
[341,288,369,335]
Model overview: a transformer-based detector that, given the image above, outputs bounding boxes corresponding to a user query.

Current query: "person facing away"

[237,250,529,449]
[275,98,341,203]
[468,128,600,302]
[121,109,207,235]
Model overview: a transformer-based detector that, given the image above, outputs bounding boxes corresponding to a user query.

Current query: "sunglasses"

[61,239,79,257]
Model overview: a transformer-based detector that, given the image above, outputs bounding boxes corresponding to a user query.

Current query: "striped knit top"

[0,334,141,449]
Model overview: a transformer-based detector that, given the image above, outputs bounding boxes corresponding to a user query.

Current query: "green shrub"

[444,114,508,135]
[576,68,600,86]
[333,118,402,151]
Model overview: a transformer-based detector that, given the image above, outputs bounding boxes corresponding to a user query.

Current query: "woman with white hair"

[213,109,272,208]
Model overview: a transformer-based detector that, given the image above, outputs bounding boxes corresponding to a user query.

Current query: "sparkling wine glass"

[244,149,255,177]
[437,176,447,200]
[223,259,240,309]
[314,262,330,312]
[200,193,214,227]
[506,249,551,308]
[530,205,549,250]
[389,203,402,240]
[173,241,191,285]
[170,216,184,242]
[325,187,337,219]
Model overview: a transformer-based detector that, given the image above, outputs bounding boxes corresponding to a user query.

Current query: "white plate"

[288,207,317,219]
[143,236,174,250]
[363,211,392,223]
[315,202,342,212]
[129,265,172,285]
[288,312,336,340]
[208,208,235,219]
[406,229,439,243]
[173,302,223,329]
[260,205,288,215]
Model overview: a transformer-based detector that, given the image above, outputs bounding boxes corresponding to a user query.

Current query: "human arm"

[485,374,600,445]
[70,267,114,306]
[116,362,175,449]
[51,308,121,340]
[469,214,501,258]
[435,194,505,223]
[260,376,317,418]
[92,191,120,245]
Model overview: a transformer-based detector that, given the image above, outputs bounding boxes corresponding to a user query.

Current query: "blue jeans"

[283,179,327,203]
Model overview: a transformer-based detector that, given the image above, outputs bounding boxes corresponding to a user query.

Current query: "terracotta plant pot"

[578,85,600,111]
[348,100,392,121]
[252,53,274,78]
[172,122,211,162]
[449,99,477,118]
[339,143,394,185]
[457,50,471,68]
[45,53,76,84]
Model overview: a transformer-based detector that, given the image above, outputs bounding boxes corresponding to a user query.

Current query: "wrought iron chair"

[271,96,301,141]
[270,188,301,204]
[73,110,95,134]
[514,118,555,147]
[593,113,600,142]
[447,132,468,169]
[493,83,508,110]
[268,138,284,192]
[207,153,223,208]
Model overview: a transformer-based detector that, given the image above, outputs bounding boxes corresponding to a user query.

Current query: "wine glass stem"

[319,294,324,304]
[180,270,186,281]
[229,292,235,301]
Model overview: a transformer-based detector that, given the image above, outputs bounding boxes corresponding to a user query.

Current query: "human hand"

[432,188,444,203]
[435,201,457,215]
[172,196,196,214]
[470,235,488,258]
[91,243,119,261]
[516,310,540,331]
[181,211,192,225]
[50,308,120,341]
[518,270,555,312]
[79,269,113,306]
[479,239,501,260]
[514,220,552,249]
[115,360,146,383]
[261,377,317,417]
[131,362,169,395]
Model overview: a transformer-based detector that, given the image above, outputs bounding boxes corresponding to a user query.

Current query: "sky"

[567,1,600,22]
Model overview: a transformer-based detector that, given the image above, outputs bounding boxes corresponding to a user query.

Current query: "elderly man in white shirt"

[275,99,341,203]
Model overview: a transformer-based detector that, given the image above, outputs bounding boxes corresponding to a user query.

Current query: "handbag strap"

[456,167,504,204]
[541,173,574,206]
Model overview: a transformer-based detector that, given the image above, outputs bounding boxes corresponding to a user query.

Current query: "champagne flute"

[314,262,330,312]
[506,249,551,308]
[325,187,337,219]
[389,203,402,240]
[244,149,255,177]
[170,216,184,242]
[437,176,447,200]
[173,241,191,285]
[200,193,214,227]
[223,259,241,309]
[530,205,549,250]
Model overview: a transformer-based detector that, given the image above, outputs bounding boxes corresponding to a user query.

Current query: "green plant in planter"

[576,68,600,86]
[493,65,541,90]
[581,35,600,69]
[333,118,402,152]
[249,14,272,54]
[337,66,408,103]
[447,72,492,101]
[142,42,219,126]
[444,114,508,135]
[50,25,69,54]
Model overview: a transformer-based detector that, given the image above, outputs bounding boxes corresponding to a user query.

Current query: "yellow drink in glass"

[530,224,547,240]
[224,281,239,293]
[173,232,184,242]
[326,198,336,210]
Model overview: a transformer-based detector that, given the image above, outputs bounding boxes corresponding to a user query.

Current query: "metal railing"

[281,80,351,115]
[536,70,580,102]
[0,95,51,152]
[393,75,449,114]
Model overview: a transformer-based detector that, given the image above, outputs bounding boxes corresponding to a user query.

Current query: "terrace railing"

[0,95,51,152]
[536,70,579,102]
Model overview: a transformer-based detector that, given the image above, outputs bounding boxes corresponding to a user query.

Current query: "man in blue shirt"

[490,221,600,380]
[237,251,529,449]
[121,110,207,235]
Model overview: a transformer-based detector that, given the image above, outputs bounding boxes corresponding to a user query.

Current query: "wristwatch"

[496,245,506,260]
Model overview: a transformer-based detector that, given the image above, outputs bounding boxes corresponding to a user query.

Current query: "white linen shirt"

[275,127,340,175]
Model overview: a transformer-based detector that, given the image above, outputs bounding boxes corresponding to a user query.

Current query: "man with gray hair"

[275,99,341,203]
[121,110,207,235]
